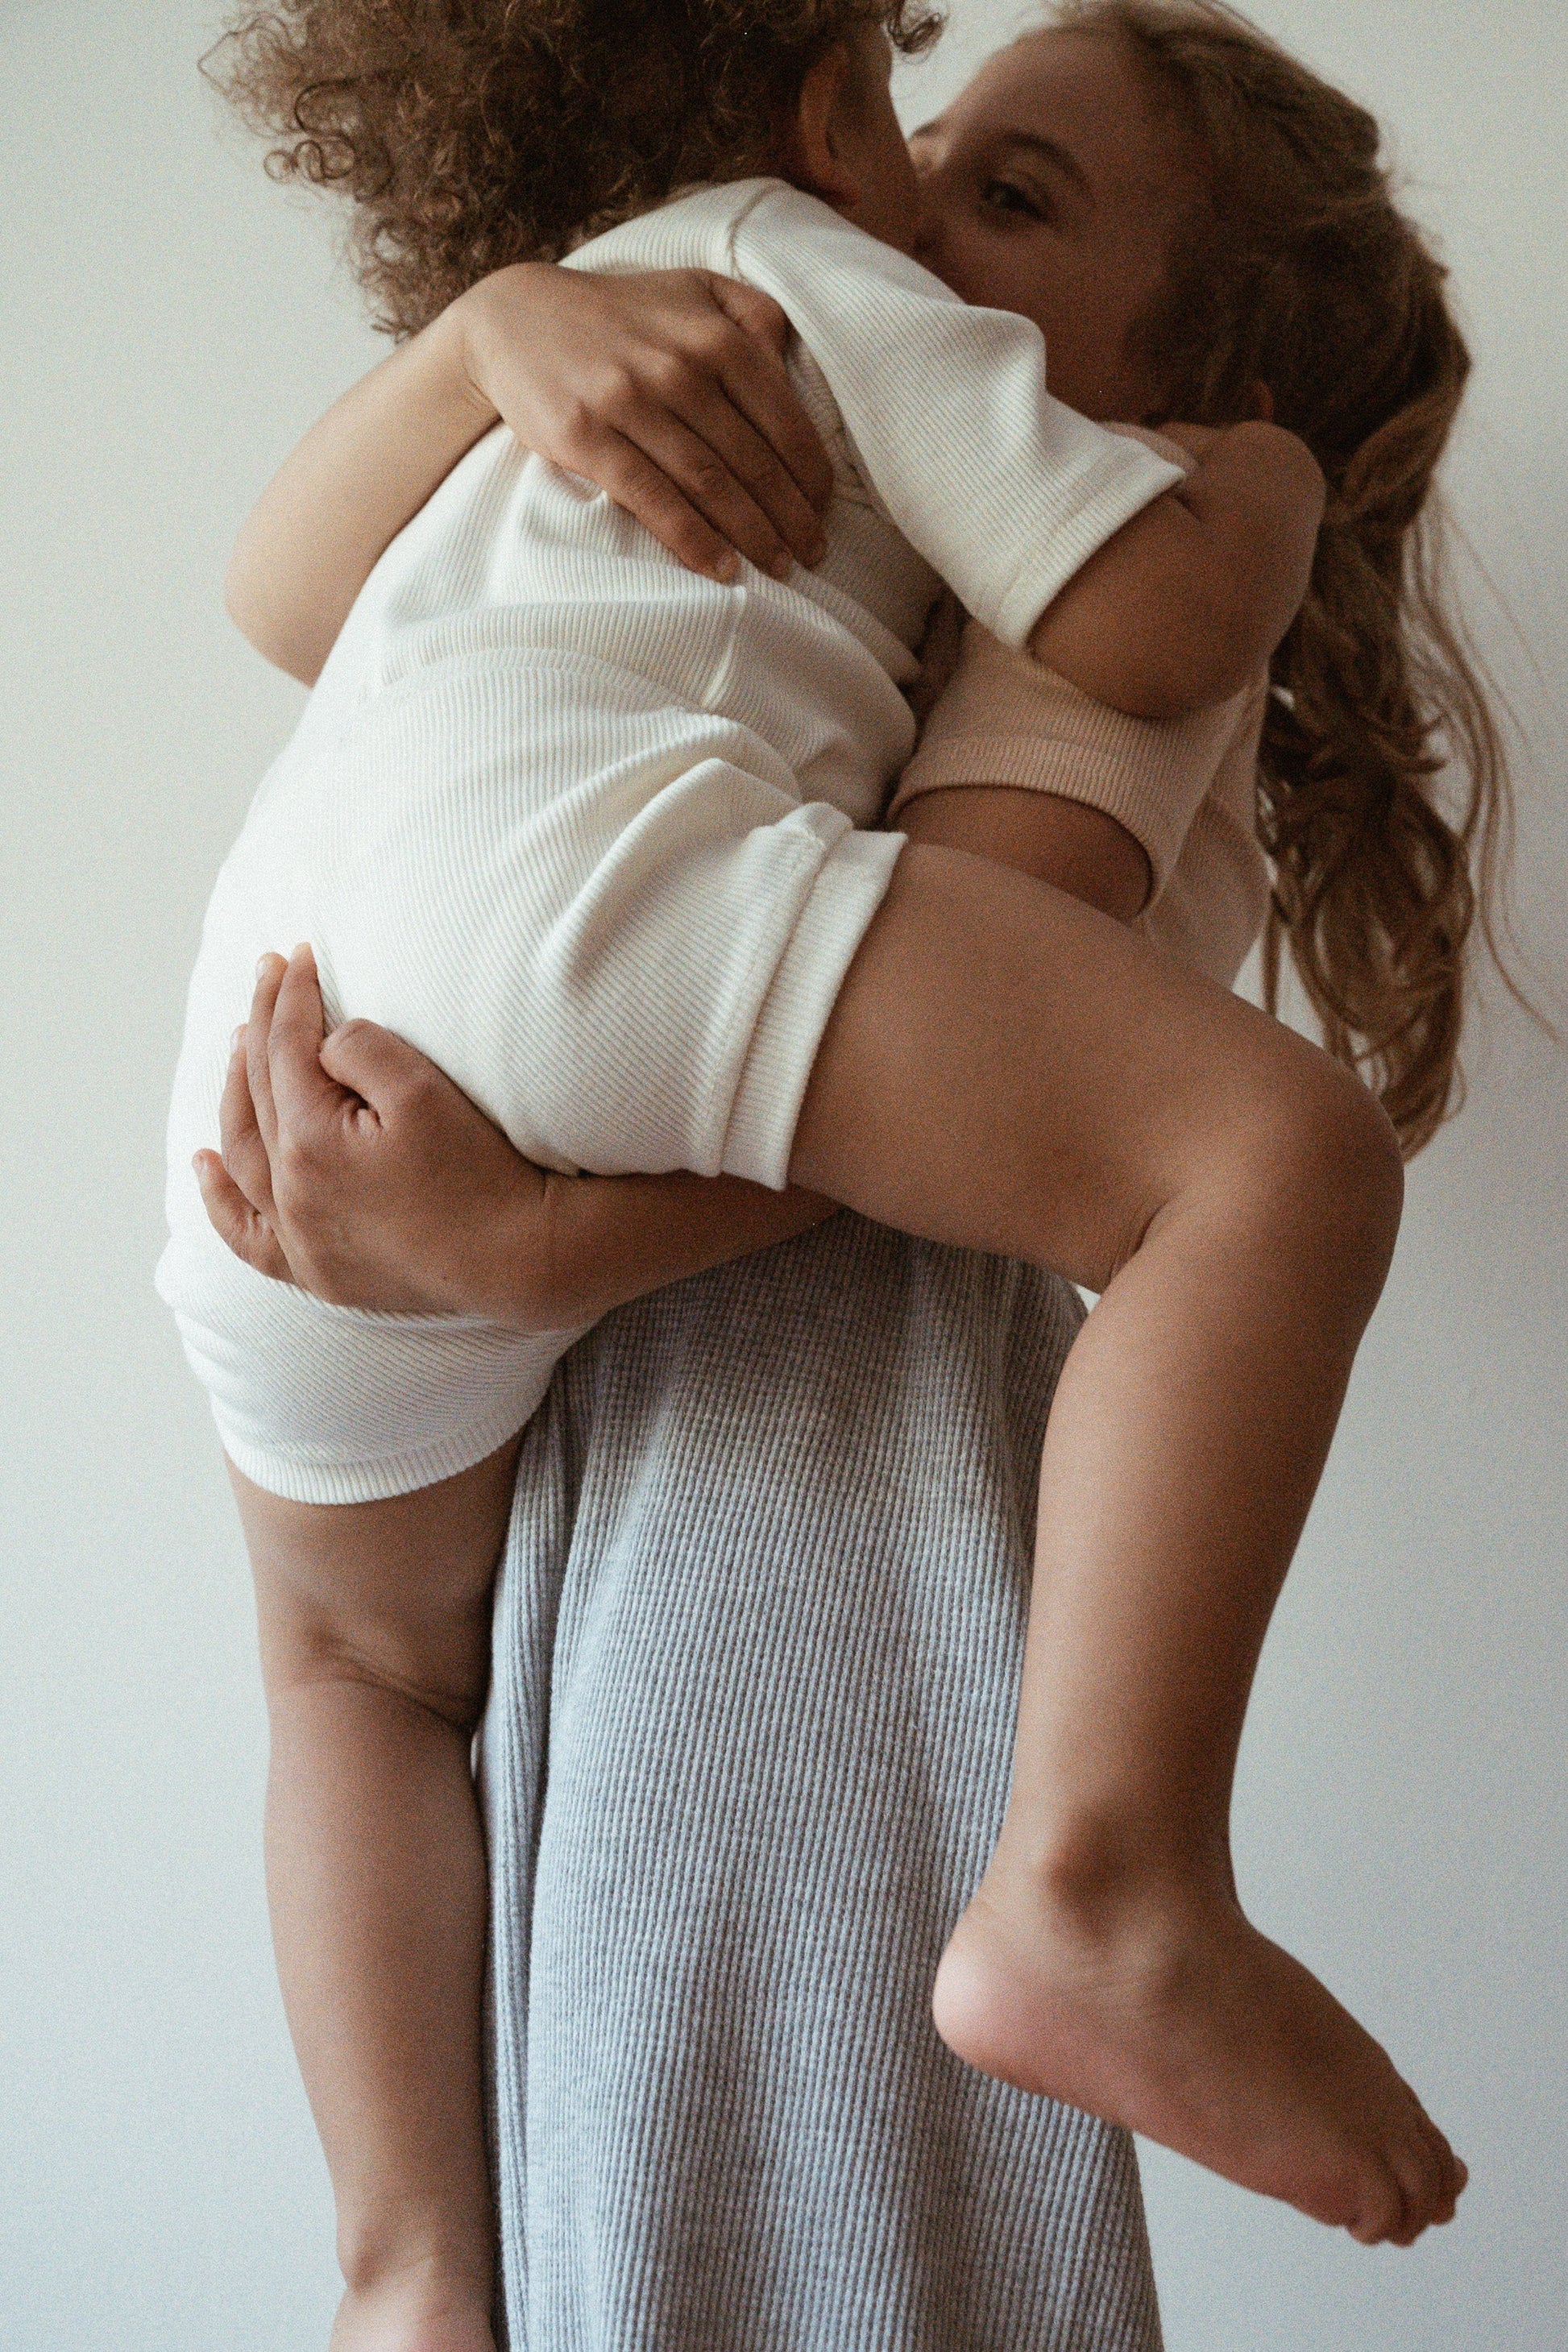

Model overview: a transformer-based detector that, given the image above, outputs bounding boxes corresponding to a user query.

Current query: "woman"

[201,5,1500,2342]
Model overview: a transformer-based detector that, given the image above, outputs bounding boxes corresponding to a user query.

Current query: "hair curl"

[205,0,940,337]
[1054,0,1518,1154]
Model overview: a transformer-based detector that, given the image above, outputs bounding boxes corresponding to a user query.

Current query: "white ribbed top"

[570,181,1184,648]
[157,179,1187,1503]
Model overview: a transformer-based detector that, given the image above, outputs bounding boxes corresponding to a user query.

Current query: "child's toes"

[1387,2136,1442,2245]
[1346,2162,1407,2246]
[1429,2126,1467,2221]
[1405,2105,1464,2222]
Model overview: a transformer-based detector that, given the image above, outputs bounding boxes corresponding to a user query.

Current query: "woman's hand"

[196,949,834,1329]
[456,263,835,583]
[195,951,557,1321]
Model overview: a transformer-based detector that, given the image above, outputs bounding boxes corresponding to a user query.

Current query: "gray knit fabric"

[479,1210,1164,2351]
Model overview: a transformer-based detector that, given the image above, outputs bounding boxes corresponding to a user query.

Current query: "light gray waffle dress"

[477,1211,1164,2350]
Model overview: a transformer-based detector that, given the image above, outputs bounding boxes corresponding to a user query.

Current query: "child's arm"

[1026,421,1325,723]
[228,265,834,684]
[703,187,1325,724]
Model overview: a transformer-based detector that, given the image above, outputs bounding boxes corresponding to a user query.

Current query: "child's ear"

[781,41,862,210]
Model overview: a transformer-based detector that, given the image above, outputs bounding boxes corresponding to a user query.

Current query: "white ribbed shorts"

[159,649,903,1503]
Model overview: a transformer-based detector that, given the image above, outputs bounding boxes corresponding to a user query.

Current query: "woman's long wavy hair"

[205,0,940,336]
[1056,0,1516,1152]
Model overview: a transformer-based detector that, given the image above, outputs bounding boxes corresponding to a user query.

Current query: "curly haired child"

[168,3,1491,2344]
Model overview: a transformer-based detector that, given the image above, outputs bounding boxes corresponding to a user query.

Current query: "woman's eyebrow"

[996,130,1095,202]
[907,117,1095,210]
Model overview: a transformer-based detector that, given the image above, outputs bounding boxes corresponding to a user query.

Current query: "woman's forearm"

[528,1169,834,1328]
[226,301,500,686]
[203,778,1159,1333]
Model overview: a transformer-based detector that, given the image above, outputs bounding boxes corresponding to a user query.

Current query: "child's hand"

[456,263,835,583]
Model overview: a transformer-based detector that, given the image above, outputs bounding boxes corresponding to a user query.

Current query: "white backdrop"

[2,3,1563,2346]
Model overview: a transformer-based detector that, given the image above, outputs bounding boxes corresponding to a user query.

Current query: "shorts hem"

[720,825,905,1189]
[212,1400,544,1505]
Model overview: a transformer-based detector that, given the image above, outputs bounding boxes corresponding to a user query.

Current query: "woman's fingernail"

[769,550,794,581]
[712,551,740,583]
[809,536,828,564]
[230,1027,245,1054]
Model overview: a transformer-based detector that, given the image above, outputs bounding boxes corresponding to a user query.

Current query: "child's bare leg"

[790,843,1465,2245]
[230,1442,521,2352]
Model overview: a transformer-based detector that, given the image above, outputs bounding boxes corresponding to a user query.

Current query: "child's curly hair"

[206,0,941,337]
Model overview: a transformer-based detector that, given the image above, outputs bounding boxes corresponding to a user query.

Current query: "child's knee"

[1281,1055,1403,1276]
[1217,1044,1404,1317]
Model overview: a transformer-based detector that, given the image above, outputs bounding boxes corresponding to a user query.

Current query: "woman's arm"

[898,789,1151,919]
[229,266,836,685]
[197,951,835,1327]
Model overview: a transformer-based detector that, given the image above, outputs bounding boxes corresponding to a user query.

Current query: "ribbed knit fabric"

[574,183,1183,649]
[894,620,1271,989]
[479,1217,1164,2352]
[156,177,1180,1504]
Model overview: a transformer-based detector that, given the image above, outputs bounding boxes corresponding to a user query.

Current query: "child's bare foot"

[932,1850,1466,2246]
[328,2262,496,2352]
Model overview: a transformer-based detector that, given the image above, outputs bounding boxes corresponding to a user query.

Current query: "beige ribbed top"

[891,417,1271,989]
[891,618,1271,989]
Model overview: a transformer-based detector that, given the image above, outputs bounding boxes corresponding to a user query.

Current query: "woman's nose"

[910,196,941,268]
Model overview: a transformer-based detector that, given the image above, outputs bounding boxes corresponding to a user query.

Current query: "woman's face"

[909,31,1200,421]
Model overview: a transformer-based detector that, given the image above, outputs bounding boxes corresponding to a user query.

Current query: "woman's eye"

[981,178,1047,222]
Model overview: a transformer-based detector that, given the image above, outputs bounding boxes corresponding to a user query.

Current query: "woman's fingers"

[317,1014,454,1126]
[218,1030,277,1218]
[570,420,753,583]
[193,1148,297,1284]
[588,379,828,579]
[698,275,793,362]
[477,263,832,575]
[661,376,830,571]
[634,305,831,567]
[265,944,357,1143]
[244,952,288,1155]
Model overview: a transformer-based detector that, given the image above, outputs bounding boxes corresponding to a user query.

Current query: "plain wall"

[2,2,1563,2346]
